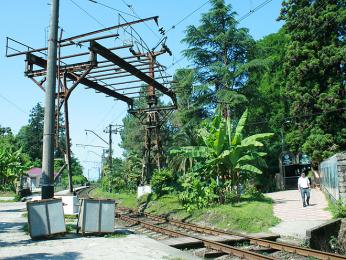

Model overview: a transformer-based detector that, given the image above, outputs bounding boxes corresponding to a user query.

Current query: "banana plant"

[171,108,273,201]
[0,145,32,191]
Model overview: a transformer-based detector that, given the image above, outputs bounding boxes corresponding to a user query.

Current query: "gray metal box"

[79,199,115,234]
[27,198,66,239]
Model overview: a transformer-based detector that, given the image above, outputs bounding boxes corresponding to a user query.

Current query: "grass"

[0,191,16,197]
[104,233,128,238]
[90,188,137,208]
[0,199,17,203]
[22,223,29,235]
[64,214,77,220]
[146,194,280,234]
[66,223,77,233]
[326,197,346,218]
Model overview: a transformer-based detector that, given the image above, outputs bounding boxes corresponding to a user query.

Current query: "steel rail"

[120,215,275,260]
[143,213,346,260]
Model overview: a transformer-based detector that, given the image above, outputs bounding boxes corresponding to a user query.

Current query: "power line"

[86,0,138,19]
[70,0,107,28]
[0,93,28,115]
[119,0,161,40]
[237,0,273,23]
[166,0,211,34]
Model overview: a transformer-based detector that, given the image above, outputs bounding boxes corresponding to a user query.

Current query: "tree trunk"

[236,171,241,201]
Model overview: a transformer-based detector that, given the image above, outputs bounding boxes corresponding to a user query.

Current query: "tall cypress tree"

[183,0,255,114]
[279,0,346,164]
[17,103,44,162]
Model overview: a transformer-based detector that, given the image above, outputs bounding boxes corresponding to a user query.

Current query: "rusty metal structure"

[6,16,177,188]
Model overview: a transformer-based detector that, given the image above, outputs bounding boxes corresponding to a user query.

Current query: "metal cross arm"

[66,72,134,107]
[89,40,177,106]
[85,129,108,145]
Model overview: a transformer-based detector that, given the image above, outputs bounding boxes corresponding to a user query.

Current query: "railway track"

[142,212,345,260]
[121,214,275,260]
[75,185,96,199]
[77,188,345,260]
[117,207,346,260]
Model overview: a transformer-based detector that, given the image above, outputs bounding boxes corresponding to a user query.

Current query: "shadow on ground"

[3,252,80,259]
[0,208,26,213]
[0,222,25,233]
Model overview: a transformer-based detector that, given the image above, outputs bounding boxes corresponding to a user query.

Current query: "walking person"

[298,171,310,207]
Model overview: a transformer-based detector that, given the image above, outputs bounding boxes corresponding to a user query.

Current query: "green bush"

[224,190,238,204]
[244,182,264,200]
[178,172,218,212]
[330,199,346,218]
[151,168,176,197]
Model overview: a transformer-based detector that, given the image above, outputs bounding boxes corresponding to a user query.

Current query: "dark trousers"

[300,188,310,206]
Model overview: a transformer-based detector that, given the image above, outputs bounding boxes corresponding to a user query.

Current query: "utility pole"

[41,0,59,199]
[108,124,113,173]
[104,124,123,175]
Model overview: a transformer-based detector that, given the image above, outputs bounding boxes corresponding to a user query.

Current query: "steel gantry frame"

[7,15,177,190]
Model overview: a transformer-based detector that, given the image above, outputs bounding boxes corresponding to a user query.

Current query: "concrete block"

[306,219,342,252]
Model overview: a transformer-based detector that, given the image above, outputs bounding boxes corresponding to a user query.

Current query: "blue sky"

[0,0,283,180]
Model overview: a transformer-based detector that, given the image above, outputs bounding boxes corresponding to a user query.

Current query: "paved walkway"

[0,202,199,260]
[266,189,332,239]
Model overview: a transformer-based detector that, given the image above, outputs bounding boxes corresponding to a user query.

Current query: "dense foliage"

[0,126,31,191]
[0,103,85,193]
[279,0,346,164]
[2,0,345,209]
[172,109,273,209]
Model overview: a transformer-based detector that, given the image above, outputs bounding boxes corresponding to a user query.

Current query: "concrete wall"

[306,219,342,252]
[336,153,346,204]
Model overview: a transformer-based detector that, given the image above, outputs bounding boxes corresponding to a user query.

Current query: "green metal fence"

[319,155,339,201]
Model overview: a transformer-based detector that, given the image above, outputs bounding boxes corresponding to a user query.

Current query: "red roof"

[27,168,58,178]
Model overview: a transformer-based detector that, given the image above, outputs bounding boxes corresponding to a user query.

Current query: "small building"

[23,168,59,191]
[277,152,312,190]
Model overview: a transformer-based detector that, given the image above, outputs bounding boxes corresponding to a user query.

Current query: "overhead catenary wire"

[86,0,184,72]
[119,0,161,40]
[87,0,138,19]
[70,0,108,29]
[0,93,29,115]
[166,0,211,34]
[237,0,273,23]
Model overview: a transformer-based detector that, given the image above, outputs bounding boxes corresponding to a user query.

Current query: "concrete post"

[41,0,59,199]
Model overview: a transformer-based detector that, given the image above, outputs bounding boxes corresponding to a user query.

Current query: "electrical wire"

[70,0,108,28]
[237,0,273,23]
[166,0,211,34]
[119,0,161,40]
[0,93,29,115]
[87,0,138,19]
